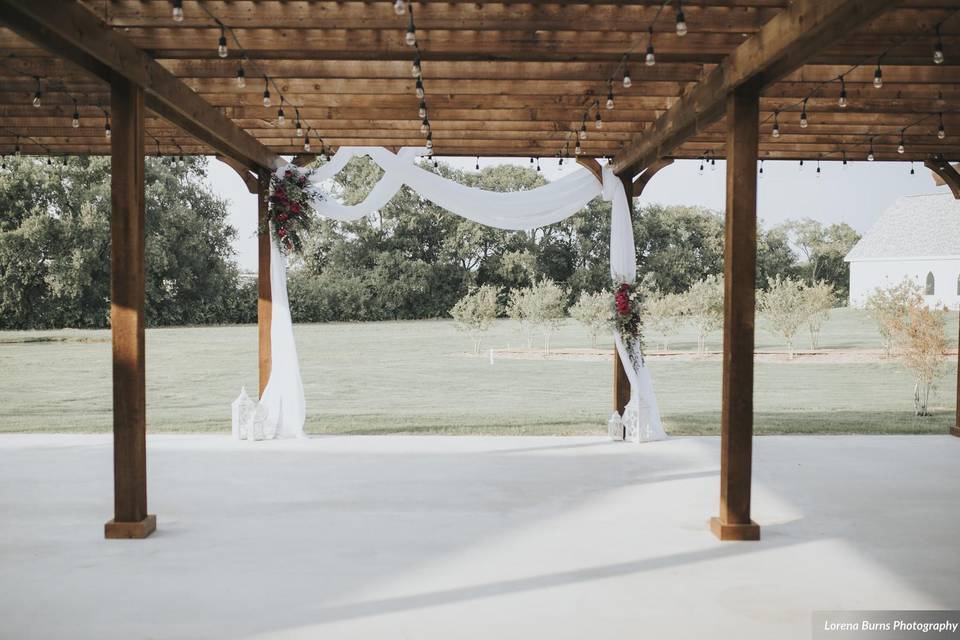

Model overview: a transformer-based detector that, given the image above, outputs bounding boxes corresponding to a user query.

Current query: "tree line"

[0,155,859,330]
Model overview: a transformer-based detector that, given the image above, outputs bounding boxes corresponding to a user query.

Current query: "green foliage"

[645,291,686,351]
[0,155,242,329]
[450,284,499,353]
[526,279,567,354]
[682,274,724,354]
[776,218,860,297]
[890,304,948,416]
[802,280,837,349]
[865,278,924,357]
[759,276,809,358]
[569,290,610,347]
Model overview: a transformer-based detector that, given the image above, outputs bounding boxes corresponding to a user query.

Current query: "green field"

[0,308,956,435]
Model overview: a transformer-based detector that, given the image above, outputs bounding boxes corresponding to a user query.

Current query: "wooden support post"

[104,75,154,540]
[258,170,272,396]
[953,314,960,438]
[711,84,761,542]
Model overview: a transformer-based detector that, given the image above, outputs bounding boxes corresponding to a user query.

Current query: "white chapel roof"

[845,193,960,261]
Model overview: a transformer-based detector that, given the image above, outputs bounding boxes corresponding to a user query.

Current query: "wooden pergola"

[0,0,957,541]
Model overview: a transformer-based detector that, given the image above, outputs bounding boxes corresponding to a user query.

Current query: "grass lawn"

[0,308,956,435]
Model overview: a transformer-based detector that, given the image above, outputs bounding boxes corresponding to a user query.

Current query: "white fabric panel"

[258,232,306,439]
[256,147,664,442]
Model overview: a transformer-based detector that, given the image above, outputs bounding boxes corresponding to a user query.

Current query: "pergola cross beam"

[0,0,280,171]
[610,0,901,177]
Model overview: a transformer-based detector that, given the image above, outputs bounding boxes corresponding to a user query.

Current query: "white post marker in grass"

[489,348,494,365]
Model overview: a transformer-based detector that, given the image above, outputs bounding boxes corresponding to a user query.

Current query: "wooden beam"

[0,0,279,170]
[925,159,960,199]
[610,0,899,176]
[104,73,154,540]
[292,154,317,168]
[611,173,635,422]
[711,85,761,543]
[953,313,960,438]
[633,159,674,195]
[575,157,603,183]
[216,155,258,194]
[258,170,272,397]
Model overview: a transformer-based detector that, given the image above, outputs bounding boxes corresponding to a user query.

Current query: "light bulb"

[579,124,587,140]
[873,66,883,89]
[867,151,875,161]
[262,89,271,108]
[798,159,804,172]
[475,158,479,171]
[218,33,228,58]
[606,90,614,110]
[938,125,946,140]
[772,122,780,138]
[421,118,430,134]
[72,112,79,128]
[295,123,303,137]
[172,0,183,22]
[595,113,602,129]
[897,142,905,154]
[405,27,416,47]
[303,136,311,152]
[412,58,421,78]
[838,90,847,108]
[426,137,433,149]
[758,162,764,178]
[800,112,808,128]
[32,92,41,108]
[575,142,582,155]
[676,11,687,37]
[910,164,915,175]
[934,41,944,64]
[277,107,285,125]
[711,158,716,171]
[105,122,111,139]
[394,0,406,15]
[418,101,427,118]
[235,67,246,87]
[698,162,704,174]
[622,69,631,89]
[816,165,821,177]
[645,45,656,66]
[415,79,424,99]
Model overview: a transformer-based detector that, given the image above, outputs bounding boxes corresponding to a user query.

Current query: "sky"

[206,156,953,273]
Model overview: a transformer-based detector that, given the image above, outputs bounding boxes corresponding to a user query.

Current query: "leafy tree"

[759,276,808,358]
[683,274,724,355]
[645,291,686,352]
[802,280,836,349]
[890,304,948,416]
[449,284,499,353]
[777,218,860,297]
[526,279,567,354]
[569,290,610,347]
[506,286,536,348]
[633,204,724,294]
[865,279,923,357]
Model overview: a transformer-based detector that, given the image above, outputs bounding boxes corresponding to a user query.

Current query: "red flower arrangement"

[261,167,319,254]
[612,281,645,367]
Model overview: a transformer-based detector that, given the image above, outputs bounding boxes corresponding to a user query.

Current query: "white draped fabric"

[254,146,664,442]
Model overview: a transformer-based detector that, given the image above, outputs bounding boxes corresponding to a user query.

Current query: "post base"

[950,426,960,438]
[105,514,156,539]
[710,517,760,541]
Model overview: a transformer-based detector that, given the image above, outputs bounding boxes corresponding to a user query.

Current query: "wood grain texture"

[107,73,153,538]
[714,85,760,541]
[258,169,272,396]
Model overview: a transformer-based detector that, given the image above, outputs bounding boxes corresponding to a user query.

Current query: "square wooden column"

[952,314,959,438]
[258,169,272,396]
[711,84,761,541]
[613,174,634,417]
[104,74,155,539]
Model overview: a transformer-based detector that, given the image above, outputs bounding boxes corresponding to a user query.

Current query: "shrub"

[645,291,686,352]
[759,276,808,359]
[865,279,923,357]
[569,291,610,347]
[449,284,499,353]
[683,275,724,355]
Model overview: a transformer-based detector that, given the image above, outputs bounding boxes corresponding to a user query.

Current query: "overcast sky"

[206,156,952,273]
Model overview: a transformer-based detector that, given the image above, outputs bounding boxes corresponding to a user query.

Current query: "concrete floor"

[0,434,957,640]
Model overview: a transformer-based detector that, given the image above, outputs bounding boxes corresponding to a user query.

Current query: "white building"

[845,193,960,310]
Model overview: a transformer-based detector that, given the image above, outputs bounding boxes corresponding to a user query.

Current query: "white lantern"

[607,412,624,441]
[231,387,256,440]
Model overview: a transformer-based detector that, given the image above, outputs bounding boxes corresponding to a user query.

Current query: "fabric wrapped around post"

[257,147,664,442]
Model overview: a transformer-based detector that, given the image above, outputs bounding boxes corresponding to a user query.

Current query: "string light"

[710,154,716,171]
[217,25,228,58]
[575,141,582,155]
[171,0,183,22]
[32,77,41,108]
[104,112,111,139]
[418,100,427,119]
[262,78,271,107]
[842,151,848,168]
[420,118,430,134]
[645,27,656,66]
[536,157,541,172]
[838,77,848,108]
[15,136,21,156]
[426,132,433,149]
[772,111,780,138]
[910,162,916,175]
[799,99,808,128]
[758,159,764,177]
[295,109,303,137]
[938,112,946,139]
[72,100,79,128]
[934,24,944,64]
[606,83,615,110]
[405,8,417,47]
[698,155,704,174]
[873,60,883,89]
[595,110,603,129]
[897,130,905,154]
[475,156,479,171]
[235,64,246,87]
[675,1,688,37]
[303,131,311,152]
[867,138,875,161]
[412,54,422,78]
[816,159,821,177]
[622,67,632,89]
[394,0,406,16]
[277,98,285,125]
[415,79,424,99]
[799,159,804,172]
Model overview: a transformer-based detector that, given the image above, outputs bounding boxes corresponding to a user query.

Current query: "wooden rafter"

[610,0,901,176]
[925,158,960,199]
[0,0,279,169]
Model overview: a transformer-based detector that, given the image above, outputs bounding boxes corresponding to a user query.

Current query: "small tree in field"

[865,279,923,357]
[891,303,948,416]
[507,286,536,348]
[526,279,568,354]
[569,290,610,347]
[759,276,808,359]
[646,292,686,352]
[449,285,499,353]
[802,280,836,349]
[684,275,724,355]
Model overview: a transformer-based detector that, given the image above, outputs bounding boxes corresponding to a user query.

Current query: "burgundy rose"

[290,202,301,214]
[277,213,289,222]
[277,227,287,237]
